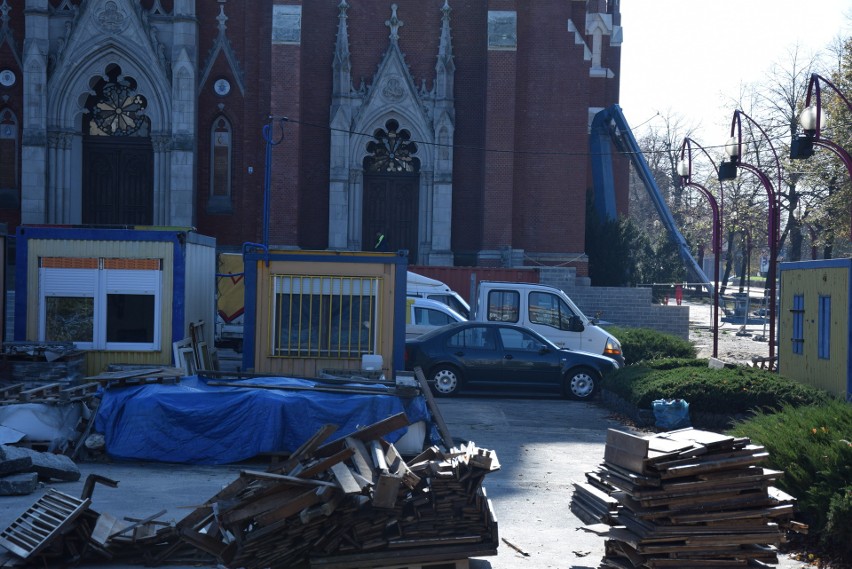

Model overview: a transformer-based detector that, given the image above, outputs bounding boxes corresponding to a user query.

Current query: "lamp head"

[724,137,740,161]
[799,105,818,133]
[676,160,689,178]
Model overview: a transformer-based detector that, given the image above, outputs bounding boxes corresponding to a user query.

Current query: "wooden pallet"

[0,489,91,559]
[87,368,182,388]
[0,382,101,406]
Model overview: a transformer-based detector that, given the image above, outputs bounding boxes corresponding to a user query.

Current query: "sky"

[618,0,852,147]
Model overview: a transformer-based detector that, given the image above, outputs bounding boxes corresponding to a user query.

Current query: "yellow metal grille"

[270,274,380,358]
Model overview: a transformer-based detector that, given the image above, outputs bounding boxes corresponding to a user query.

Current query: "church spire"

[333,0,351,94]
[434,1,454,101]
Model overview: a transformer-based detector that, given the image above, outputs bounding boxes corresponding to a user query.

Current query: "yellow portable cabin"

[778,259,851,400]
[241,247,407,378]
[14,226,216,376]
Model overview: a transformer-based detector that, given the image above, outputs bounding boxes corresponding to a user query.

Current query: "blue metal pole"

[262,117,287,248]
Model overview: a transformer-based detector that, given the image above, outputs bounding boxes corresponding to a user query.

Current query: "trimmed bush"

[729,400,852,559]
[606,326,696,364]
[604,358,831,417]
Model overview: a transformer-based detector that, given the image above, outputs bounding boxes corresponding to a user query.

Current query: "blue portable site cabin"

[241,247,408,378]
[14,226,216,377]
[778,258,852,400]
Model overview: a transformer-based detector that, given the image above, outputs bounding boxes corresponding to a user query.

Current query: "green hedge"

[606,326,696,364]
[604,358,830,416]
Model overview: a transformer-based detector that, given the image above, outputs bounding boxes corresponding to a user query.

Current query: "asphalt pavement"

[0,395,811,569]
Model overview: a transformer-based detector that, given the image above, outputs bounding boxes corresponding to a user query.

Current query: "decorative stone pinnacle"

[386,4,403,43]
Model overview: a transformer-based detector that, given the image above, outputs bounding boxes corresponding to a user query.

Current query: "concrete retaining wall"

[538,267,690,340]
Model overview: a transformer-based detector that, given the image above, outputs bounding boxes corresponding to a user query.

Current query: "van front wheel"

[430,365,462,397]
[564,367,599,400]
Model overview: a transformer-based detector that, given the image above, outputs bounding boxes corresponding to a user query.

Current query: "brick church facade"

[0,0,626,271]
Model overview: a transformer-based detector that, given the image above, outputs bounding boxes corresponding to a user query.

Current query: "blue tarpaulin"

[94,376,432,465]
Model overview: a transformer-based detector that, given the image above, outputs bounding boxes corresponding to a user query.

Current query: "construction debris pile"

[0,413,500,568]
[570,427,803,569]
[0,445,81,496]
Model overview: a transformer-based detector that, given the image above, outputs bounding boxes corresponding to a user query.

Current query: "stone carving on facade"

[95,1,129,35]
[381,76,405,103]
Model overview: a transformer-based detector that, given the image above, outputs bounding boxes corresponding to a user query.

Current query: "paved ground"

[0,396,810,569]
[682,297,772,364]
[0,299,807,568]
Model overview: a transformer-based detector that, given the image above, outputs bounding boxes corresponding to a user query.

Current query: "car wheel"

[430,365,462,397]
[564,366,599,400]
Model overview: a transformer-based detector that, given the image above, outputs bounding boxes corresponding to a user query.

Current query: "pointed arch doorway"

[82,65,154,225]
[362,119,420,260]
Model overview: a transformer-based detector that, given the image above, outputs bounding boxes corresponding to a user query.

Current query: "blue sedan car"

[404,321,620,399]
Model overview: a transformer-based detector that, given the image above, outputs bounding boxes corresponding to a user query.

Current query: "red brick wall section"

[447,3,489,259]
[482,48,517,249]
[196,0,272,247]
[270,2,302,247]
[512,1,588,255]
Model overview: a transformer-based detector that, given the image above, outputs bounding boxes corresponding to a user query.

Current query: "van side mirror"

[567,315,584,332]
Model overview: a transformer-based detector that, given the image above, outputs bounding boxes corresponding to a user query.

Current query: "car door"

[495,326,564,393]
[444,325,502,387]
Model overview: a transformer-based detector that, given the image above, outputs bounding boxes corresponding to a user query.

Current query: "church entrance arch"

[82,65,153,225]
[362,119,420,260]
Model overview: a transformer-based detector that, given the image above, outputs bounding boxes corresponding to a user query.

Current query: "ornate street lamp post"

[717,110,781,364]
[677,138,723,359]
[790,73,852,240]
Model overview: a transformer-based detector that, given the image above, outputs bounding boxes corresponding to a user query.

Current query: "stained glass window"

[364,119,420,173]
[86,67,150,137]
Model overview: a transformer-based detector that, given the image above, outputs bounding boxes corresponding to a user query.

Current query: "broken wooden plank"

[414,366,454,450]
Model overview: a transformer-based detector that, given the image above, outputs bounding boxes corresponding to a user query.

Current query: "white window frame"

[38,260,162,351]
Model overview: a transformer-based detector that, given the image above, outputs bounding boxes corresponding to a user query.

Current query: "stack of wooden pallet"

[571,427,802,569]
[169,413,500,569]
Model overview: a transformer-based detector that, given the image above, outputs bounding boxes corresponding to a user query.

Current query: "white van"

[406,271,470,318]
[405,297,466,339]
[473,281,624,365]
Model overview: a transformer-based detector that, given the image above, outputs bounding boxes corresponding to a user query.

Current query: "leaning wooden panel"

[0,489,90,559]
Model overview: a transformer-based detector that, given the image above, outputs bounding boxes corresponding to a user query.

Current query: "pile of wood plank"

[0,412,500,569]
[570,427,804,569]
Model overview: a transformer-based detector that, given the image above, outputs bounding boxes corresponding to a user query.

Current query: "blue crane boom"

[590,104,712,294]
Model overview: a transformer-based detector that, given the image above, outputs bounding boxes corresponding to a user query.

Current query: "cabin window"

[486,290,519,323]
[271,275,379,358]
[39,257,162,351]
[818,295,831,360]
[791,294,804,355]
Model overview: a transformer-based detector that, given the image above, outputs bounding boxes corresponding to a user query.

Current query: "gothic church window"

[209,116,232,211]
[0,109,18,195]
[364,119,420,173]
